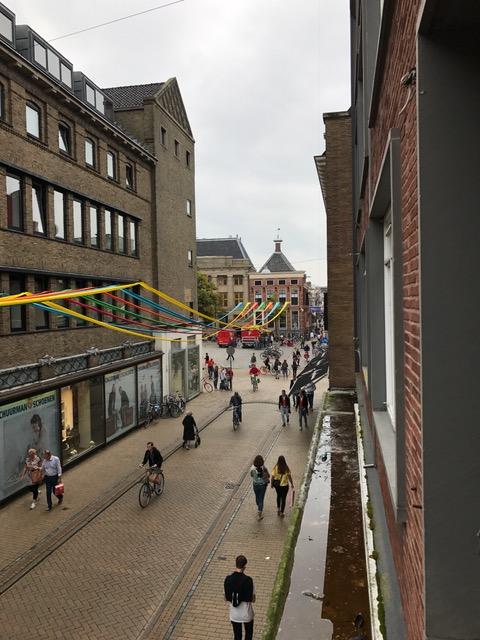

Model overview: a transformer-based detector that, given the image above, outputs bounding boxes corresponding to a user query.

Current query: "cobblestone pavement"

[0,344,326,639]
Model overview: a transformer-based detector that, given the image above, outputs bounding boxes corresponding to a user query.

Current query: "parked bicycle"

[261,347,283,359]
[145,401,162,427]
[201,375,213,392]
[160,395,183,418]
[138,466,165,508]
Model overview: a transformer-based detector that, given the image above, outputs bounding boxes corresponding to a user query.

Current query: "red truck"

[241,328,261,348]
[217,329,237,347]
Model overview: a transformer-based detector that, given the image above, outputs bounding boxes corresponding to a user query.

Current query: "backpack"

[224,573,253,607]
[253,466,268,486]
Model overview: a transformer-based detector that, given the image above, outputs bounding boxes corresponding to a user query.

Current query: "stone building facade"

[350,2,480,639]
[315,112,354,389]
[249,237,311,336]
[196,237,255,312]
[0,3,199,501]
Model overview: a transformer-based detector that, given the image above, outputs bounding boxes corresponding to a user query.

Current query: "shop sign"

[137,360,162,423]
[105,366,137,443]
[0,391,59,501]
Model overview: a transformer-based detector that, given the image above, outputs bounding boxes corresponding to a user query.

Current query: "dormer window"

[33,40,47,67]
[86,83,95,106]
[47,50,60,79]
[0,11,13,42]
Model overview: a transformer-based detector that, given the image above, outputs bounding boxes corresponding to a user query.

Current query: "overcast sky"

[8,0,350,285]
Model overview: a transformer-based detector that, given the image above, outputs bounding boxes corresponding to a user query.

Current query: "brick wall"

[323,113,355,388]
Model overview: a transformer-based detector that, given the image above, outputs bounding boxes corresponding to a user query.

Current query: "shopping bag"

[195,433,201,448]
[54,483,65,497]
[289,488,296,508]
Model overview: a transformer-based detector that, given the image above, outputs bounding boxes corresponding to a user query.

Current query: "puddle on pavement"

[277,417,333,640]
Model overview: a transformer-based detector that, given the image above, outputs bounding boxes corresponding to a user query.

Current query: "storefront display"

[0,391,59,501]
[170,350,186,398]
[187,347,200,399]
[104,366,137,442]
[137,360,161,422]
[61,376,105,463]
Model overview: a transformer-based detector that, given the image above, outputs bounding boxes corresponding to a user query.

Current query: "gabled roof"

[103,82,164,109]
[103,78,193,138]
[259,252,296,273]
[196,238,254,267]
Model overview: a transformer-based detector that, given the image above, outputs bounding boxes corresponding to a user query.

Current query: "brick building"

[0,3,199,502]
[350,2,480,639]
[249,236,311,336]
[196,237,255,313]
[315,111,354,389]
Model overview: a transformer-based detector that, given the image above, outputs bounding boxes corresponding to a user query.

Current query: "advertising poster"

[187,347,200,399]
[0,391,59,501]
[104,366,137,443]
[137,360,162,423]
[170,351,186,398]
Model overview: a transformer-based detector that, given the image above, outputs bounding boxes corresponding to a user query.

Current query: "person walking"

[21,448,42,510]
[250,455,270,520]
[41,450,62,512]
[226,366,234,390]
[271,455,294,516]
[220,367,228,390]
[297,390,309,431]
[272,357,281,379]
[213,364,219,390]
[182,412,197,449]
[207,357,215,379]
[204,352,210,366]
[291,358,298,380]
[281,359,289,379]
[278,390,291,426]
[224,554,255,640]
[305,382,316,412]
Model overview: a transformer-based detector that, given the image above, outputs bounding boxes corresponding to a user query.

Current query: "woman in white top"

[20,448,42,510]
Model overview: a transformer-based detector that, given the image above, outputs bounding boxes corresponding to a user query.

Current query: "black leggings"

[232,620,253,640]
[274,484,289,513]
[28,483,39,501]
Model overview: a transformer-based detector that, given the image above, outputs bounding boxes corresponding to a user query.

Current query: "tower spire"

[274,228,282,253]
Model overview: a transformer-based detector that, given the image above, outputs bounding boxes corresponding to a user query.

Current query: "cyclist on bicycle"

[229,391,242,423]
[249,364,260,390]
[273,357,281,378]
[139,441,163,481]
[263,356,271,371]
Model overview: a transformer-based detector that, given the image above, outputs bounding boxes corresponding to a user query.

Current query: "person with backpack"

[224,554,255,640]
[250,454,270,520]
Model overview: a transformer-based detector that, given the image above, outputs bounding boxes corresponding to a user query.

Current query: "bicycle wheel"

[169,403,182,418]
[160,403,170,418]
[203,381,213,393]
[138,482,151,508]
[154,472,165,496]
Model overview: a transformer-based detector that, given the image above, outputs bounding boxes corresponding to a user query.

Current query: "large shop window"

[105,367,137,442]
[0,390,59,502]
[187,346,200,399]
[9,274,26,332]
[137,360,162,424]
[6,173,23,230]
[171,350,186,398]
[61,377,105,464]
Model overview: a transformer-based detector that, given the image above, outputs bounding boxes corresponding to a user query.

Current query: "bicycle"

[201,376,213,392]
[230,406,241,430]
[138,466,165,508]
[159,396,182,418]
[250,375,259,392]
[145,401,162,427]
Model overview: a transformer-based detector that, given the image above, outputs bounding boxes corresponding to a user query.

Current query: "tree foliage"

[197,272,217,318]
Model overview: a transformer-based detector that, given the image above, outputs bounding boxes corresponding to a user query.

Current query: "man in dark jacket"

[229,392,242,422]
[182,412,197,450]
[140,441,163,468]
[278,390,291,426]
[224,555,255,640]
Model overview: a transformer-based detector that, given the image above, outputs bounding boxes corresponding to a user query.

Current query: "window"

[291,279,298,285]
[186,150,191,167]
[266,279,274,286]
[117,214,125,253]
[384,211,396,427]
[279,289,286,303]
[26,102,40,138]
[291,310,299,330]
[125,164,134,190]
[267,289,274,299]
[291,288,299,306]
[254,280,261,286]
[233,275,243,286]
[234,292,244,305]
[73,279,87,326]
[174,140,179,156]
[9,275,26,332]
[90,205,99,247]
[32,183,46,235]
[161,127,167,146]
[254,291,262,304]
[188,250,193,267]
[60,63,72,88]
[58,122,71,155]
[129,220,137,255]
[0,11,13,42]
[217,292,228,308]
[186,199,192,216]
[47,50,60,79]
[85,138,95,167]
[73,199,83,243]
[54,190,66,239]
[279,313,287,330]
[104,209,112,250]
[34,276,49,329]
[95,90,105,114]
[56,278,69,328]
[107,151,116,179]
[86,83,95,106]
[217,275,228,286]
[6,173,23,230]
[279,279,286,285]
[33,41,47,67]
